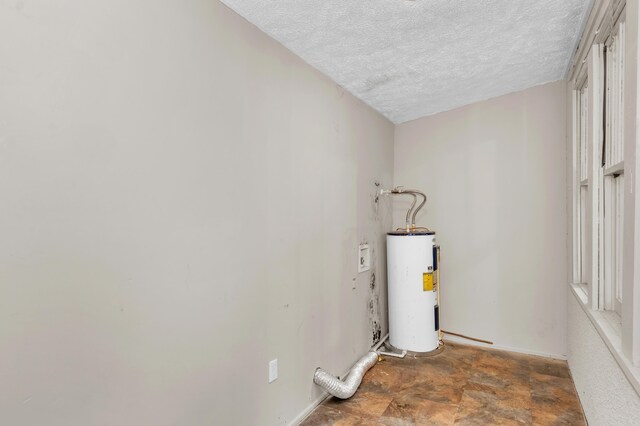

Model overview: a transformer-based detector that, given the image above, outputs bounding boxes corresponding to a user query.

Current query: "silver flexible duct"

[312,351,379,399]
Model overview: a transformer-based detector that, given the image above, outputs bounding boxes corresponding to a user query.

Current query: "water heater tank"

[387,231,439,352]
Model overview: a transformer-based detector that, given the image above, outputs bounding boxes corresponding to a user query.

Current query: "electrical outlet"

[269,359,278,383]
[358,244,370,273]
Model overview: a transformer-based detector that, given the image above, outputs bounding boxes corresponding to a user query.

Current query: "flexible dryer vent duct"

[312,351,378,399]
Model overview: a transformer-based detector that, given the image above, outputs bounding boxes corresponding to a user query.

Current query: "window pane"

[605,22,625,169]
[615,174,624,307]
[580,185,588,283]
[580,87,588,181]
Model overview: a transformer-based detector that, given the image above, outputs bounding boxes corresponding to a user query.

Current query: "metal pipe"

[390,187,416,231]
[400,193,417,230]
[389,187,427,231]
[397,189,427,229]
[409,191,426,228]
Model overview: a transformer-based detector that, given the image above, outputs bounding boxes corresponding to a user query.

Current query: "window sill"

[571,283,588,304]
[570,284,640,397]
[604,160,624,176]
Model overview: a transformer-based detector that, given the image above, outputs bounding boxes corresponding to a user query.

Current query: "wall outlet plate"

[268,359,278,383]
[358,244,370,273]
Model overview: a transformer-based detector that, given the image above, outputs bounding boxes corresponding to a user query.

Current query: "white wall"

[393,81,568,357]
[623,0,640,366]
[567,291,640,425]
[0,1,394,425]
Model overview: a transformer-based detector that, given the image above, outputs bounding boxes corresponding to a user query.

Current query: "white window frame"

[567,0,640,396]
[602,21,626,316]
[587,42,604,312]
[572,81,589,296]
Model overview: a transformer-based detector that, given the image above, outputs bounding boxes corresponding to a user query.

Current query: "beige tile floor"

[301,342,586,425]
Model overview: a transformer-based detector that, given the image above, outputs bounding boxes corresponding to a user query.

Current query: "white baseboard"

[289,391,331,426]
[443,335,567,360]
[289,359,371,425]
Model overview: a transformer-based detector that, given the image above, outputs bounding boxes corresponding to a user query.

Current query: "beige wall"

[0,1,394,424]
[394,81,568,357]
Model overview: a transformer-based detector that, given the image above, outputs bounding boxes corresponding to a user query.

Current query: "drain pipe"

[313,334,389,399]
[378,348,408,359]
[372,333,389,352]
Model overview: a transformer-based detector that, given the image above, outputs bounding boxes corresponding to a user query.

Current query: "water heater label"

[422,273,433,291]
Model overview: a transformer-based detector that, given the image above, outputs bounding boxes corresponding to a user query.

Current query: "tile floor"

[301,342,585,425]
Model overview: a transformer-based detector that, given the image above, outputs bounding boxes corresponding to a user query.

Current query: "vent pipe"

[312,334,389,399]
[312,351,379,399]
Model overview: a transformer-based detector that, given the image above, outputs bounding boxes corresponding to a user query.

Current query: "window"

[602,21,625,316]
[567,0,640,392]
[573,83,589,289]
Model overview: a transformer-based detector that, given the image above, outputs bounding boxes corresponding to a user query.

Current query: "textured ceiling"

[220,0,591,123]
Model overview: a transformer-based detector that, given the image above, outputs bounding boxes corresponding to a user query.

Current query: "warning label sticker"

[423,273,433,291]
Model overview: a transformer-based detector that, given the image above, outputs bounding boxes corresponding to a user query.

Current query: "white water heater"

[387,231,439,353]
